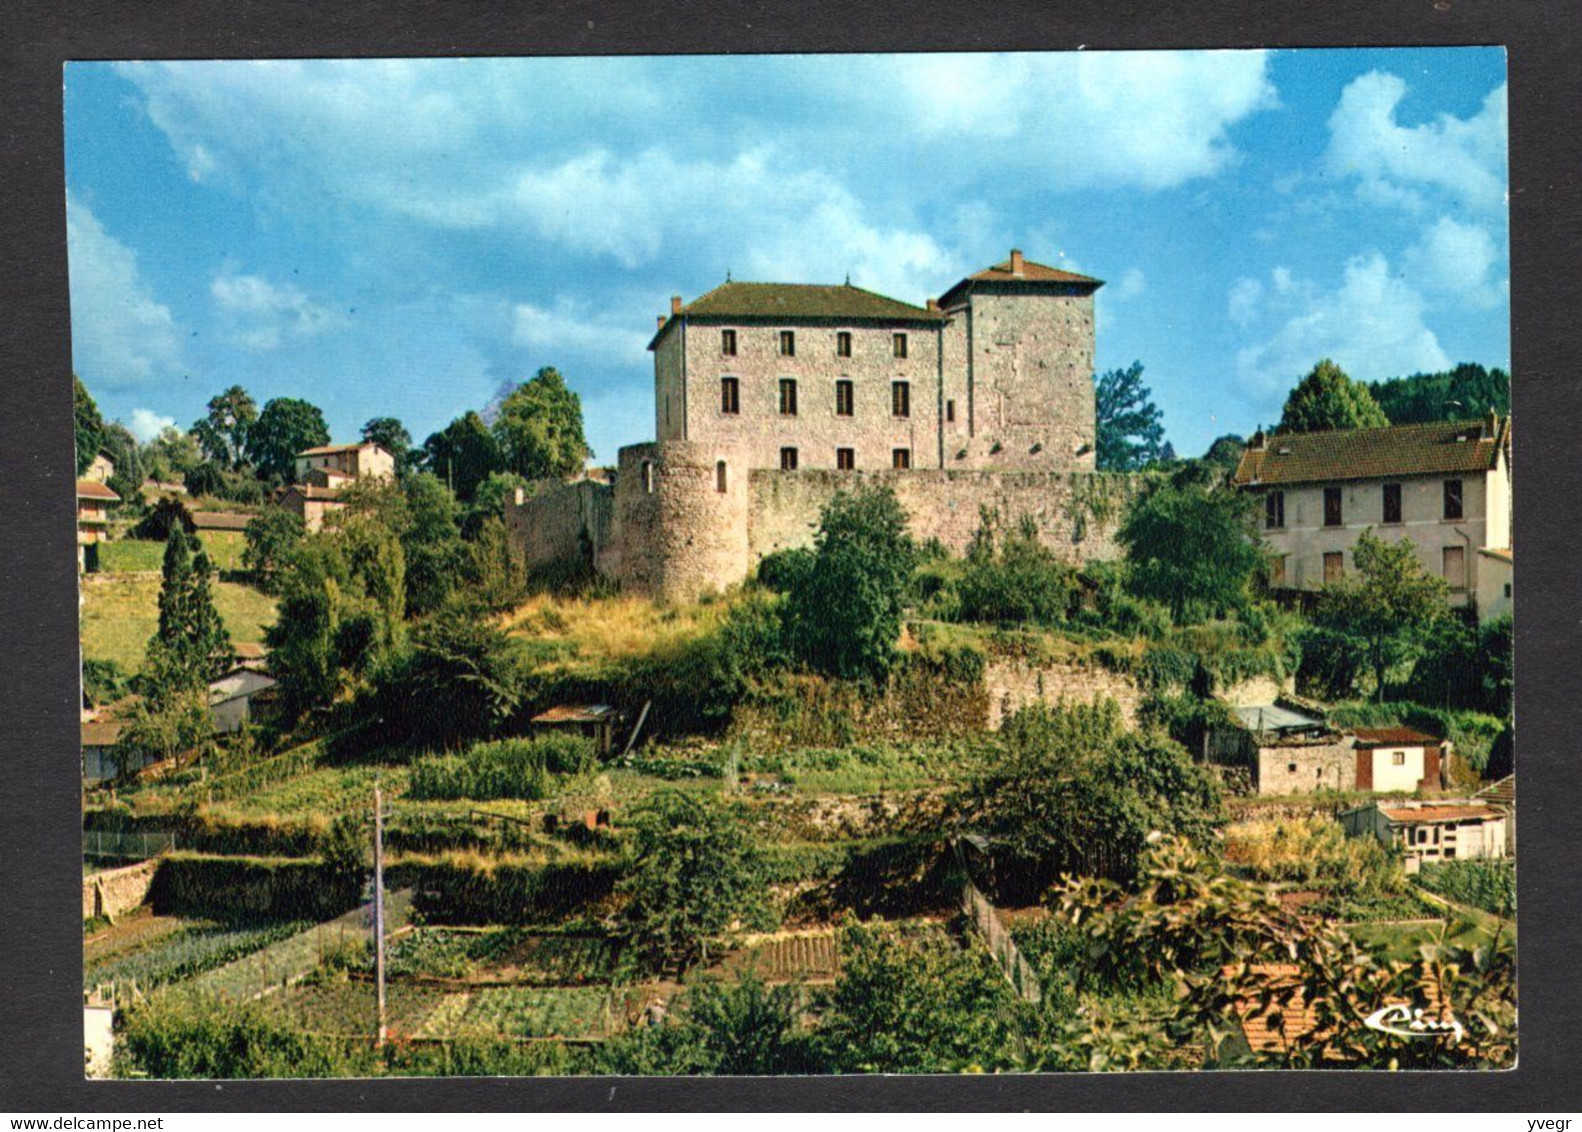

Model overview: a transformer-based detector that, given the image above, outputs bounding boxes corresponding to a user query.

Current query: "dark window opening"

[779,330,796,357]
[715,461,728,493]
[836,331,852,358]
[721,329,737,356]
[835,380,854,417]
[1383,482,1402,524]
[779,378,798,416]
[1324,486,1343,527]
[893,333,908,359]
[946,399,956,423]
[837,447,855,471]
[780,447,798,471]
[1443,478,1464,520]
[641,461,653,494]
[892,448,911,470]
[892,381,910,418]
[1265,491,1285,530]
[720,377,739,415]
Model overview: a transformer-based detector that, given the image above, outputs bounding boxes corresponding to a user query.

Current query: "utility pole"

[373,783,387,1049]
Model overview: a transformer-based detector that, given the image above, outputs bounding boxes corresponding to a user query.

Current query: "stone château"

[506,250,1136,600]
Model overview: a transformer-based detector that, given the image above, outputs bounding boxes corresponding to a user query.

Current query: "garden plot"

[445,986,616,1039]
[270,977,448,1040]
[387,928,615,985]
[187,889,413,1000]
[85,918,308,994]
[708,930,842,984]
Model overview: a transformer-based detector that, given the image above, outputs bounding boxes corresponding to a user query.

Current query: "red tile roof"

[1233,417,1508,488]
[1353,727,1441,747]
[960,257,1102,287]
[190,511,254,531]
[297,442,377,456]
[1378,802,1498,824]
[76,480,120,501]
[1476,775,1515,807]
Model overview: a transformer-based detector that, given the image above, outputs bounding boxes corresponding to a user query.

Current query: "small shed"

[1209,703,1352,796]
[532,703,620,755]
[207,668,279,733]
[1352,727,1447,794]
[1339,799,1508,873]
[81,719,125,784]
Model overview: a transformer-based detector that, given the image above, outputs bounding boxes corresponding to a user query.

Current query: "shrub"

[956,514,1080,626]
[407,734,594,801]
[753,546,815,593]
[1416,859,1515,916]
[119,992,373,1078]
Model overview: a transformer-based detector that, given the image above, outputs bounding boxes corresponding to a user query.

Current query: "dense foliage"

[1368,363,1509,425]
[409,735,594,801]
[1117,468,1264,621]
[248,396,331,482]
[493,367,593,480]
[1276,358,1389,434]
[598,975,809,1075]
[955,511,1080,626]
[1094,360,1166,471]
[784,486,915,682]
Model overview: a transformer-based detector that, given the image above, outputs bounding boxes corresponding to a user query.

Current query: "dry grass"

[79,574,277,671]
[499,591,730,669]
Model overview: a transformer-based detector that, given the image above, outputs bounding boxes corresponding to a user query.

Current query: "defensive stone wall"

[504,477,615,578]
[983,658,1144,731]
[612,441,751,601]
[83,858,160,922]
[748,467,1136,564]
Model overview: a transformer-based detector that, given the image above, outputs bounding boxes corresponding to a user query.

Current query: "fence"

[84,829,176,860]
[956,875,1043,1005]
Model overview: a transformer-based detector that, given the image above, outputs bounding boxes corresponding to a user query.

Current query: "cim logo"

[1363,1003,1465,1043]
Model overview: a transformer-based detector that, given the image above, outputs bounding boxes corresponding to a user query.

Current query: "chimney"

[656,315,666,330]
[1009,248,1025,276]
[1484,407,1498,438]
[670,295,683,316]
[1249,429,1267,451]
[926,298,939,312]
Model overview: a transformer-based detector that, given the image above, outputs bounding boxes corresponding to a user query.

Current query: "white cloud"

[1235,253,1450,402]
[884,50,1278,190]
[127,408,176,443]
[65,195,184,388]
[511,298,650,366]
[1113,268,1146,300]
[1324,72,1507,212]
[210,268,338,350]
[1403,215,1506,309]
[1228,277,1263,327]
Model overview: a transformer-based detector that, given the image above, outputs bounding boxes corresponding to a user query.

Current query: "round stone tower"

[612,440,751,602]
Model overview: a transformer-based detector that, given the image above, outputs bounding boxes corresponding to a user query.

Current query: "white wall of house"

[1477,551,1512,622]
[1368,746,1428,793]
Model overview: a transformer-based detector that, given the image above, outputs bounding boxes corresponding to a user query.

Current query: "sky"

[63,49,1509,462]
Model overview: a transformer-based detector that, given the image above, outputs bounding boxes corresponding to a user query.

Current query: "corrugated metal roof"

[1233,417,1508,488]
[1232,704,1325,732]
[533,704,617,724]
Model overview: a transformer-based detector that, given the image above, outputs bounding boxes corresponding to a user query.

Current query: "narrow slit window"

[779,378,798,416]
[836,331,852,358]
[893,332,908,359]
[720,377,740,415]
[779,330,796,357]
[891,380,910,418]
[835,380,854,417]
[641,461,654,494]
[946,399,956,423]
[715,461,728,493]
[721,329,737,357]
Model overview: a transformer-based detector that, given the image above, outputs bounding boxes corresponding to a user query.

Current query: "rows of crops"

[387,928,615,984]
[265,980,617,1040]
[712,931,841,982]
[84,919,309,993]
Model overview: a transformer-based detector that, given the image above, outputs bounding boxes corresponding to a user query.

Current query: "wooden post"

[373,783,387,1049]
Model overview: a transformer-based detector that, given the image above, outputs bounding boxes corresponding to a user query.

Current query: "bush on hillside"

[408,734,595,801]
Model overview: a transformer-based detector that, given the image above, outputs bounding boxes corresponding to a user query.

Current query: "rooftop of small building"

[533,704,618,724]
[1233,415,1509,489]
[1375,800,1498,824]
[296,441,390,457]
[1232,703,1326,733]
[1352,726,1441,748]
[76,480,120,501]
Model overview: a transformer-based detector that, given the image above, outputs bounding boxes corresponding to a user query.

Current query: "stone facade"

[983,658,1144,731]
[1253,740,1357,797]
[82,858,160,921]
[506,250,1126,601]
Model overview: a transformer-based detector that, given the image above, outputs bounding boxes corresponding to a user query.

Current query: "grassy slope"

[79,573,276,671]
[98,531,247,574]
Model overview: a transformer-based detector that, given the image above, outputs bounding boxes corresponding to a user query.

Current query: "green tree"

[422,410,504,502]
[247,396,330,482]
[463,515,528,611]
[242,507,306,594]
[360,416,413,474]
[192,385,258,470]
[815,922,1023,1074]
[400,473,465,615]
[598,976,808,1075]
[1117,468,1264,621]
[375,604,527,747]
[264,540,361,716]
[1277,359,1389,434]
[617,790,774,974]
[73,375,106,477]
[785,486,915,682]
[463,470,531,538]
[1094,360,1166,471]
[147,525,232,694]
[1202,433,1246,472]
[960,698,1222,893]
[142,426,203,484]
[956,510,1079,626]
[111,687,210,779]
[1314,531,1449,701]
[99,422,147,503]
[1367,362,1510,425]
[492,367,593,480]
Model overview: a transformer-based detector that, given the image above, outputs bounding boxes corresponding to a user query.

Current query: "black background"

[2,0,1578,1112]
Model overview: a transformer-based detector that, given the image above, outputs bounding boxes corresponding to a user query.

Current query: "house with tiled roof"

[278,440,395,532]
[1339,797,1508,872]
[76,477,120,572]
[1233,413,1511,616]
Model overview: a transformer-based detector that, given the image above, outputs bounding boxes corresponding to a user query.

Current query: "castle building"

[508,250,1133,601]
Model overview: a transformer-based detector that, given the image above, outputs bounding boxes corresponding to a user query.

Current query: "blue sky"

[64,49,1509,461]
